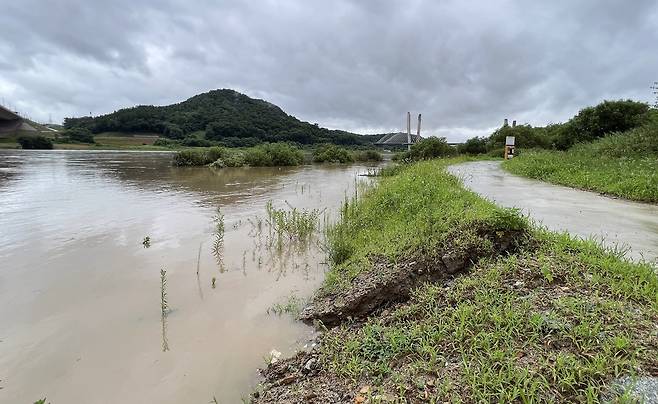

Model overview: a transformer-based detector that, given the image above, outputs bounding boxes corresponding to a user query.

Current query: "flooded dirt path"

[0,150,373,403]
[448,161,658,264]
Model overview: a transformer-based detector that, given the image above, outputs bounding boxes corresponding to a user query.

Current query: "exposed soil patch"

[253,345,355,403]
[299,227,525,327]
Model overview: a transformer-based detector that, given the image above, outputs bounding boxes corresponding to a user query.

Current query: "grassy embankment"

[0,132,172,150]
[255,158,658,403]
[502,121,658,203]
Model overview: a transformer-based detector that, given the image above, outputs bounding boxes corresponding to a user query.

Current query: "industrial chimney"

[417,114,422,137]
[407,112,411,150]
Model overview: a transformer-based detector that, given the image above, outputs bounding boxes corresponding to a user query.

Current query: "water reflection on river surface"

[0,150,373,404]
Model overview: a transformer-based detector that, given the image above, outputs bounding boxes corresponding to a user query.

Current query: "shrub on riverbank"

[353,149,383,162]
[243,143,304,166]
[313,144,354,163]
[254,158,658,403]
[66,127,95,144]
[173,143,304,167]
[173,146,224,166]
[553,99,649,150]
[393,137,457,162]
[458,99,651,155]
[313,145,383,163]
[17,136,53,149]
[503,121,658,203]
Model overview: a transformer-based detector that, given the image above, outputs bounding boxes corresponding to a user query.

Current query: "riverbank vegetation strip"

[502,118,658,203]
[173,143,305,167]
[254,158,658,403]
[173,143,383,167]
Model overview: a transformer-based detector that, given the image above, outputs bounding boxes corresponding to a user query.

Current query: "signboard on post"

[504,136,516,160]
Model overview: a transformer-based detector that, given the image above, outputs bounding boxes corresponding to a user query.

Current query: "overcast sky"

[1,0,657,141]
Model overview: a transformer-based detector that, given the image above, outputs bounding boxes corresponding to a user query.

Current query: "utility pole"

[651,81,658,108]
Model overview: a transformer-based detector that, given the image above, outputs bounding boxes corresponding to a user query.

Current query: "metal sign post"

[504,136,515,159]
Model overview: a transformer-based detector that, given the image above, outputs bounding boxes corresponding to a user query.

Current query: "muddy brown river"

[0,150,374,404]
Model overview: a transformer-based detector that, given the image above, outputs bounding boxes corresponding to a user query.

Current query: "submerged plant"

[160,268,170,352]
[196,243,203,275]
[268,294,304,317]
[160,269,169,315]
[265,201,322,247]
[212,207,226,272]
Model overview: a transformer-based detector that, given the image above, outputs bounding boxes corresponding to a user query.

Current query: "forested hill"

[64,89,378,146]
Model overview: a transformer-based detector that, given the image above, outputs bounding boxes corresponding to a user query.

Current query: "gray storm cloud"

[1,0,657,141]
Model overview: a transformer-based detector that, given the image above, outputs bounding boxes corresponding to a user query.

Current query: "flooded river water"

[0,150,372,403]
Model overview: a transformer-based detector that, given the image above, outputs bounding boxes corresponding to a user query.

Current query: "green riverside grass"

[502,122,658,203]
[302,158,658,402]
[323,157,525,294]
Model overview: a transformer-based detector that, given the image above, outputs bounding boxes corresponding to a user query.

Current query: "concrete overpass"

[0,104,36,134]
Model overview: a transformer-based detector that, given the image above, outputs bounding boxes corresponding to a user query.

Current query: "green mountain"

[64,89,378,146]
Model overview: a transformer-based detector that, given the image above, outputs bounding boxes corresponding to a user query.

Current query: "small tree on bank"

[17,136,53,149]
[66,127,95,143]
